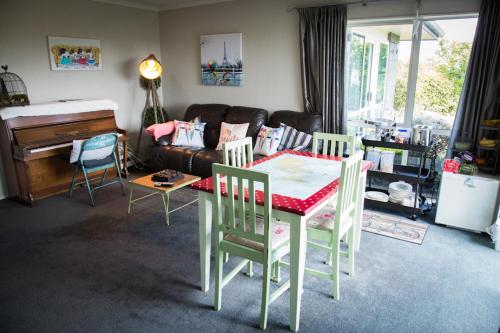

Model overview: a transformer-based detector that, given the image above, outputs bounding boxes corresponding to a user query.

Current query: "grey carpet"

[0,178,499,333]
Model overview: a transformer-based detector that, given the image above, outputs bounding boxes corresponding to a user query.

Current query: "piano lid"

[0,99,118,120]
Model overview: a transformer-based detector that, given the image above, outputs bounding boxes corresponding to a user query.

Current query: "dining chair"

[222,137,255,270]
[304,151,363,300]
[68,133,126,206]
[212,163,290,330]
[222,136,254,167]
[312,132,356,157]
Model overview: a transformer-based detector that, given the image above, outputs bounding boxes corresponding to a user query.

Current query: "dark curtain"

[448,0,500,154]
[298,5,347,134]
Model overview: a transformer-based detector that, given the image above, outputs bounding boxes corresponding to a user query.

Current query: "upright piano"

[0,100,128,206]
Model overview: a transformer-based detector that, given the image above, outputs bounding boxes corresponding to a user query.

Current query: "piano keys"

[0,107,128,206]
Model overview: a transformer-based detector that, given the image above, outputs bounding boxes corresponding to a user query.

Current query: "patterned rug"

[362,210,429,244]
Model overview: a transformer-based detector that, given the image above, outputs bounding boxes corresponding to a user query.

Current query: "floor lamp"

[136,54,164,167]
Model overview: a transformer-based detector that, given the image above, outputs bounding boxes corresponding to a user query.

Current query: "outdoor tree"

[394,39,472,117]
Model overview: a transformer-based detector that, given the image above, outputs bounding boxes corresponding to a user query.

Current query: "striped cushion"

[278,123,313,151]
[278,123,298,150]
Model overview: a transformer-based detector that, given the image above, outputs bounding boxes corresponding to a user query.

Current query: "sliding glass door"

[345,16,478,134]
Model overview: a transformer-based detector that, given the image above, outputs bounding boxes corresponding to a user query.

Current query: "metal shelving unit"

[362,139,431,220]
[476,125,500,174]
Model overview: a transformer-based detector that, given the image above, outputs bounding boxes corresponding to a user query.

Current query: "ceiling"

[92,0,234,11]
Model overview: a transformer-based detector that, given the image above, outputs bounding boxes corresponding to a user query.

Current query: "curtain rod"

[287,0,408,13]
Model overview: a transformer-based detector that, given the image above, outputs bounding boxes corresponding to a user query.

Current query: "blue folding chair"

[68,133,126,206]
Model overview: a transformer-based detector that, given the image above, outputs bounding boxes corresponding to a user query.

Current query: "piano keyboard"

[29,133,124,154]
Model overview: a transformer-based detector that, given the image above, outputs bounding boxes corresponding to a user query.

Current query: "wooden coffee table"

[128,172,201,225]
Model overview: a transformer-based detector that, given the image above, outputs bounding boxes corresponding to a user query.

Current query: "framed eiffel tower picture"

[200,33,242,87]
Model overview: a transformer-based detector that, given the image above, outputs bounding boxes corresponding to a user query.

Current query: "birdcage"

[0,65,30,107]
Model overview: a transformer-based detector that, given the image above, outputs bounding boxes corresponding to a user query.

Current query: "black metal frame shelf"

[362,138,431,220]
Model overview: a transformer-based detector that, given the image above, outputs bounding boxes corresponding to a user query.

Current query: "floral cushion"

[254,125,285,156]
[215,122,249,150]
[307,207,352,233]
[171,120,206,147]
[224,218,290,252]
[307,209,336,231]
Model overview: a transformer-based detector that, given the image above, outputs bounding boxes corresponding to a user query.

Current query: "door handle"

[464,178,475,188]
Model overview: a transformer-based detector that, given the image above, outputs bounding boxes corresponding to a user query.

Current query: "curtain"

[448,0,500,155]
[298,5,347,134]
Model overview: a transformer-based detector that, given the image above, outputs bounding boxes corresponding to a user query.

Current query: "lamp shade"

[139,54,162,80]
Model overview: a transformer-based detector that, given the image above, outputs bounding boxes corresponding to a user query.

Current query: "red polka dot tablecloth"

[190,150,372,216]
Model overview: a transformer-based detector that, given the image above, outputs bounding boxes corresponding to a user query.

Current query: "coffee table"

[128,172,201,225]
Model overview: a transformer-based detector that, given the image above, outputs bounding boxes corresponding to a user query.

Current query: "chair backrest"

[212,163,272,251]
[312,132,355,157]
[333,151,363,231]
[79,133,118,163]
[222,137,253,168]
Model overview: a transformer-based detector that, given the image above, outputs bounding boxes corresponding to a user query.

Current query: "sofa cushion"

[269,110,322,135]
[191,149,224,179]
[184,104,230,149]
[254,125,285,156]
[149,145,203,174]
[278,123,314,151]
[171,120,206,148]
[215,122,250,150]
[225,106,268,143]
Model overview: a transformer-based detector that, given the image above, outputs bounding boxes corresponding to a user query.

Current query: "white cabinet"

[435,172,500,233]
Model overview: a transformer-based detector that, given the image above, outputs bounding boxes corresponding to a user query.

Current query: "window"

[413,18,478,130]
[345,16,478,134]
[346,23,414,124]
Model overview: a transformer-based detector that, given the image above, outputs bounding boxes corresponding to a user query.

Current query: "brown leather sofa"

[150,104,322,178]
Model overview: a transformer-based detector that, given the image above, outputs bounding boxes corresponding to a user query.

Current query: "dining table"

[190,149,371,331]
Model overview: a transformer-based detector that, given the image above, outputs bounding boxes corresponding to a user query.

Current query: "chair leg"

[115,156,126,195]
[259,257,272,330]
[271,260,281,283]
[100,168,108,185]
[214,243,224,311]
[246,261,254,277]
[326,241,333,266]
[331,233,341,300]
[68,168,78,199]
[224,252,229,263]
[82,168,95,207]
[348,226,355,276]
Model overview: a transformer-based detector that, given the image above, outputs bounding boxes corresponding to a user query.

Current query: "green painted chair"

[305,151,363,300]
[222,137,255,268]
[312,132,356,157]
[68,133,126,206]
[312,132,357,221]
[222,137,254,167]
[212,163,290,330]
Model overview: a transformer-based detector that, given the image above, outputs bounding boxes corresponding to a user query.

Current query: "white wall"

[159,0,480,119]
[0,0,161,199]
[159,0,303,120]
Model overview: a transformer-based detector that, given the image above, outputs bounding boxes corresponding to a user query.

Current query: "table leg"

[127,184,134,214]
[289,215,306,332]
[162,192,170,225]
[354,170,367,252]
[198,191,213,292]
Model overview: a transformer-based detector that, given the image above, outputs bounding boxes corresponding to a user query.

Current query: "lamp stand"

[135,79,164,168]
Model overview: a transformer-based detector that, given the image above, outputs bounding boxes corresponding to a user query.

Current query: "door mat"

[362,210,429,244]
